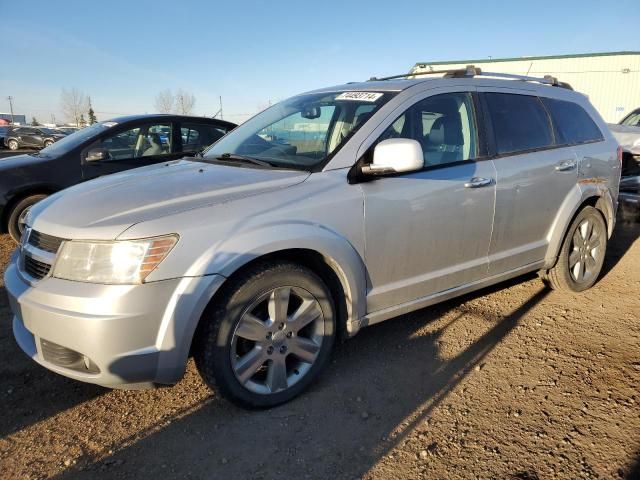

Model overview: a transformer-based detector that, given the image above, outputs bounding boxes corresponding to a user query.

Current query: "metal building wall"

[411,52,640,123]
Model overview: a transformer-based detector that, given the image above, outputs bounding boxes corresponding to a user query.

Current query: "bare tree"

[60,88,89,127]
[175,89,196,115]
[154,89,174,113]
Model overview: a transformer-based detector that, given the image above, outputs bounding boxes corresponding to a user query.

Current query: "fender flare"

[206,222,368,333]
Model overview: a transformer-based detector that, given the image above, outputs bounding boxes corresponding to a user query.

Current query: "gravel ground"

[0,220,638,480]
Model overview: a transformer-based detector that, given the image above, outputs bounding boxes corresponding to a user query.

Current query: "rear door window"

[180,123,227,153]
[541,98,604,145]
[484,93,554,155]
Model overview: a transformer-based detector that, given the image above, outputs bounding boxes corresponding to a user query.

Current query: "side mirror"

[86,148,110,163]
[363,138,424,175]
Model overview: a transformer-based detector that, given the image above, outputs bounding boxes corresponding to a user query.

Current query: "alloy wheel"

[230,286,324,395]
[569,218,604,284]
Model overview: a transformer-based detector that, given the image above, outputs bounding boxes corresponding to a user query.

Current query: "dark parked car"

[0,114,236,241]
[0,126,9,148]
[609,108,640,222]
[4,126,67,150]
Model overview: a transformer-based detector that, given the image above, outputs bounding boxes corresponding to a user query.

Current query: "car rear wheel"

[544,206,607,292]
[195,261,336,408]
[7,194,47,243]
[7,139,18,150]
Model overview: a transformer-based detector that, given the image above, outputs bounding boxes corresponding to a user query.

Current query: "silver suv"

[5,68,621,408]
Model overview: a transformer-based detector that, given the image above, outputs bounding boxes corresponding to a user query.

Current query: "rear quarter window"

[541,98,604,145]
[484,93,554,155]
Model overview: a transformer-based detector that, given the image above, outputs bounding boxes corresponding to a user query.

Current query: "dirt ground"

[0,220,638,480]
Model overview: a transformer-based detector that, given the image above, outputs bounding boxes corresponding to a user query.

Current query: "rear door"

[82,121,184,179]
[479,90,578,275]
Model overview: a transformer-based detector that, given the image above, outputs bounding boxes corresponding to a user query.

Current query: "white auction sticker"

[335,91,384,102]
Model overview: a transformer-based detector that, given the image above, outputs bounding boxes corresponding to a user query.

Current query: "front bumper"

[5,257,225,388]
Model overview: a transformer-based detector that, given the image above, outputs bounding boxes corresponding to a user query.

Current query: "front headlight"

[52,235,178,284]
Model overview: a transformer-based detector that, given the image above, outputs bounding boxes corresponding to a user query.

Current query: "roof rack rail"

[369,65,573,90]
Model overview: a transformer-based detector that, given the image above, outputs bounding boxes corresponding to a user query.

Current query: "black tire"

[194,261,336,409]
[7,139,18,150]
[545,206,607,292]
[7,194,47,243]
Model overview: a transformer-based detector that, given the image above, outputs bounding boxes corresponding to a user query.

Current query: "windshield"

[38,122,115,156]
[621,111,640,127]
[203,90,394,170]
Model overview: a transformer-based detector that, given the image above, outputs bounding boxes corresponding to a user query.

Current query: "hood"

[0,153,50,169]
[30,159,310,240]
[608,123,640,155]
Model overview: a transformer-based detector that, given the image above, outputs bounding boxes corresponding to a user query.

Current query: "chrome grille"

[24,255,52,280]
[28,230,65,254]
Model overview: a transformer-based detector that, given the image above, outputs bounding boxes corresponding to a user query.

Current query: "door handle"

[554,160,576,171]
[464,177,493,188]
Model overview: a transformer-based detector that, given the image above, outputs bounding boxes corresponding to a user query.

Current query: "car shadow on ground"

[53,277,550,479]
[627,453,640,480]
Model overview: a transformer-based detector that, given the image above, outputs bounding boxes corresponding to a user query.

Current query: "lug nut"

[266,332,273,340]
[279,345,287,354]
[267,346,274,355]
[278,323,285,330]
[286,332,293,338]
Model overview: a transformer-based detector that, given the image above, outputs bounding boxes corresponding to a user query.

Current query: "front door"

[362,91,496,312]
[82,122,183,179]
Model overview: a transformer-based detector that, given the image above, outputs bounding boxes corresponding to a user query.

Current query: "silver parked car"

[6,68,621,407]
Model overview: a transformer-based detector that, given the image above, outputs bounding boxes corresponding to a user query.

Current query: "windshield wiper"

[214,153,272,167]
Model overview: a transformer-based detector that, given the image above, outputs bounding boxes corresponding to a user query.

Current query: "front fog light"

[52,235,178,284]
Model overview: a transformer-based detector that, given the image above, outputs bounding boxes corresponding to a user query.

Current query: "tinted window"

[181,123,226,153]
[378,92,478,167]
[485,93,553,155]
[541,98,603,144]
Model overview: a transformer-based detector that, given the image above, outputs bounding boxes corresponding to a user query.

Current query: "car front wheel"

[43,140,53,147]
[7,139,18,150]
[544,206,607,292]
[195,261,336,408]
[7,194,47,243]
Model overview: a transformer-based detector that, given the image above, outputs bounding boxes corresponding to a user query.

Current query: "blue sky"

[1,0,638,124]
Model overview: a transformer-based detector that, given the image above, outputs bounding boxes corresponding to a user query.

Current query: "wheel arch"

[181,223,369,356]
[544,186,614,268]
[1,185,56,233]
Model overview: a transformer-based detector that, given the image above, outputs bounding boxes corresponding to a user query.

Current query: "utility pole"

[7,96,14,124]
[212,96,224,119]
